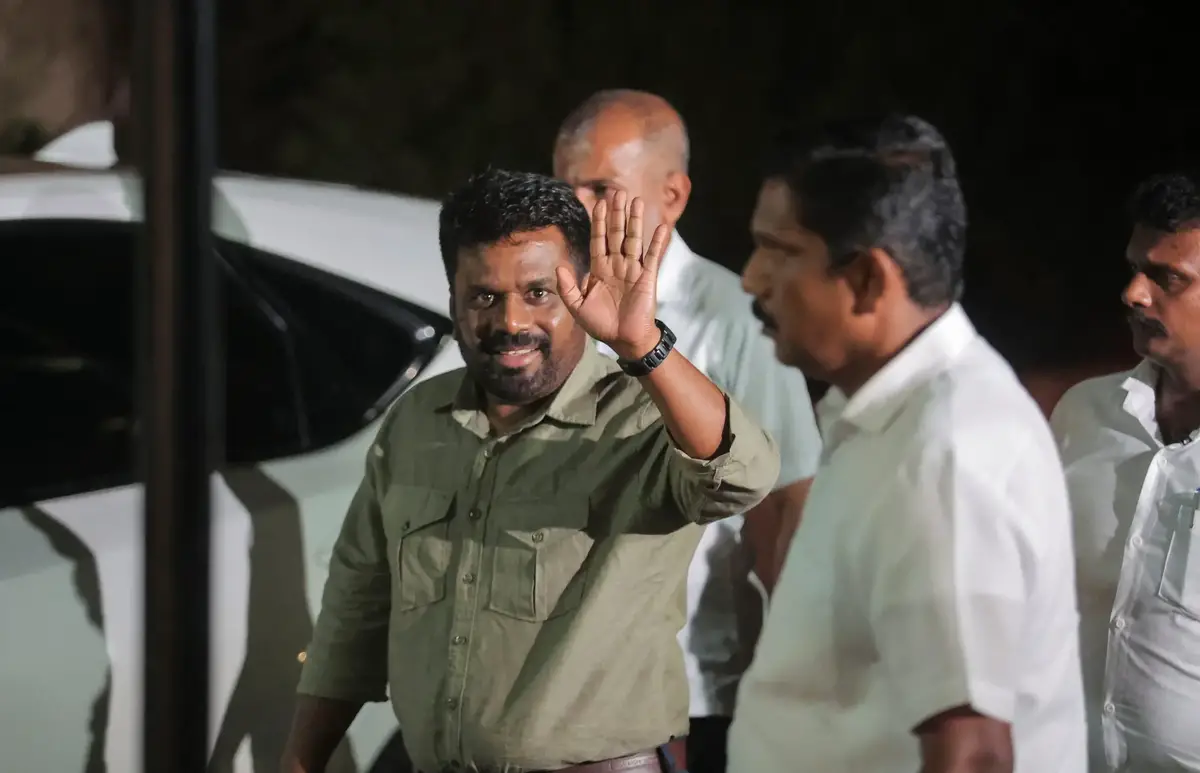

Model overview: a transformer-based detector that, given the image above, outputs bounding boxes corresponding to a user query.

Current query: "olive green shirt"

[298,343,780,772]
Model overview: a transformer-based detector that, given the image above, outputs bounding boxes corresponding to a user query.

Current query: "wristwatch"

[617,319,677,377]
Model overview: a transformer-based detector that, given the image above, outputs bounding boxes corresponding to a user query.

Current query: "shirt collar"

[822,304,977,436]
[1120,358,1164,442]
[438,341,609,436]
[656,230,696,306]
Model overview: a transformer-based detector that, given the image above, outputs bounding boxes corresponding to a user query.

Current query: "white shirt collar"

[822,304,976,435]
[657,229,698,306]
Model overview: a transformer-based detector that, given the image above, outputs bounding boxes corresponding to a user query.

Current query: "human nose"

[742,248,771,298]
[501,295,532,333]
[1123,272,1151,309]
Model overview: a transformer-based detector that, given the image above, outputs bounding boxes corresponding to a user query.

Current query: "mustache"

[751,299,776,329]
[477,330,549,354]
[1128,310,1167,336]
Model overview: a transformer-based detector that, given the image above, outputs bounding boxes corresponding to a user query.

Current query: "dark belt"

[553,738,687,773]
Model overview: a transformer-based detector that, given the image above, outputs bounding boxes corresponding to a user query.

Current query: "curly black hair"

[438,168,591,282]
[1128,172,1200,233]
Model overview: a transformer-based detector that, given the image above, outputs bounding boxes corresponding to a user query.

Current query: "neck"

[833,302,951,396]
[485,398,547,435]
[1155,363,1200,442]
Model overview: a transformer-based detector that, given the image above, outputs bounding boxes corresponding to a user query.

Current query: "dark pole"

[134,0,219,766]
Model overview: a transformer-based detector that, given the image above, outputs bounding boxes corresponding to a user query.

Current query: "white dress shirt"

[596,232,822,717]
[1053,360,1200,771]
[728,305,1088,773]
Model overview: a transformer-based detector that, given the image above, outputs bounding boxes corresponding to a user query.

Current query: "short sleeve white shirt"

[1053,361,1200,772]
[597,232,822,716]
[727,305,1088,773]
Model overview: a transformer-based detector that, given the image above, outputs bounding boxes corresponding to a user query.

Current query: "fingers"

[556,265,586,313]
[641,223,672,277]
[607,190,627,265]
[624,198,644,263]
[590,198,609,276]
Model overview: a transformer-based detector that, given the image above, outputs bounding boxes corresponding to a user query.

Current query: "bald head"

[553,89,693,239]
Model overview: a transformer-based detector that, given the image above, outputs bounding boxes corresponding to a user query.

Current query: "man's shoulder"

[904,342,1060,476]
[1052,368,1133,425]
[376,368,465,434]
[401,368,466,407]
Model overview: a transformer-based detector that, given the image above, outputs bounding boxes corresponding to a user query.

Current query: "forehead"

[455,227,571,286]
[1127,223,1200,268]
[556,111,646,181]
[751,179,801,232]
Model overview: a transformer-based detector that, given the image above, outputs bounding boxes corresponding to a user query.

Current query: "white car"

[0,148,466,772]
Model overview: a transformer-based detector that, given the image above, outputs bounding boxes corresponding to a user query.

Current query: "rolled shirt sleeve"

[642,392,781,525]
[297,416,396,703]
[860,448,1031,732]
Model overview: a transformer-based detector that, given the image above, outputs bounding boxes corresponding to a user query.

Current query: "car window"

[0,219,451,507]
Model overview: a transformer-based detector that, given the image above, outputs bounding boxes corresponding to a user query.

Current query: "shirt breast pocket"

[486,498,595,622]
[384,484,455,613]
[1157,498,1200,619]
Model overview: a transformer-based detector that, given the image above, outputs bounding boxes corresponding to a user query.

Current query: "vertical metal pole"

[135,0,219,767]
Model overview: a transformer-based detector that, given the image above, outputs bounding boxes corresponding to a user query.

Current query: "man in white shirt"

[728,114,1088,773]
[552,89,823,773]
[1052,171,1200,772]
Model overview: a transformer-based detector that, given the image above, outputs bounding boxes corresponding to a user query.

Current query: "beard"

[457,328,564,405]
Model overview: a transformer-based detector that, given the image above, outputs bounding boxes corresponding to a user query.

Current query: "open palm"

[557,191,672,357]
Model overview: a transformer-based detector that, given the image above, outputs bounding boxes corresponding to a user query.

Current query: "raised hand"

[556,190,672,360]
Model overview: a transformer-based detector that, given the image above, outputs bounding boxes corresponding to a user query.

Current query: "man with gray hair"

[553,90,823,773]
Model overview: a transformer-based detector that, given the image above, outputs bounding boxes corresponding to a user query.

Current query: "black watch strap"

[617,319,677,377]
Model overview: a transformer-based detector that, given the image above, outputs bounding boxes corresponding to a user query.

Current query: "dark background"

[4,0,1192,375]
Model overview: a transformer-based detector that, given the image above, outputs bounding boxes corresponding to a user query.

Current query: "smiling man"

[728,115,1087,773]
[280,169,779,773]
[1052,171,1200,772]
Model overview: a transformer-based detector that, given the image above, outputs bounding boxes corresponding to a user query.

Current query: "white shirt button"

[1131,534,1143,548]
[1104,701,1116,715]
[1114,617,1127,631]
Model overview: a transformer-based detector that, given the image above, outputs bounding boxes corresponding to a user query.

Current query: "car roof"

[0,160,450,317]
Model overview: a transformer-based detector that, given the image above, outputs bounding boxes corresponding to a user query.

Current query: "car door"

[0,217,454,773]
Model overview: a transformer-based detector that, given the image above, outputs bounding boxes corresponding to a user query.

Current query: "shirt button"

[1114,617,1127,631]
[452,635,467,645]
[1104,701,1115,715]
[531,531,545,543]
[462,573,475,584]
[1131,534,1144,548]
[445,696,458,709]
[468,508,482,521]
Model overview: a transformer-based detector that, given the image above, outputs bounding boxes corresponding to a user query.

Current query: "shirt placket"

[441,434,504,768]
[1103,444,1173,767]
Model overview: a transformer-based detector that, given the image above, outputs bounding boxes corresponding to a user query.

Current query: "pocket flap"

[383,484,455,537]
[492,498,590,546]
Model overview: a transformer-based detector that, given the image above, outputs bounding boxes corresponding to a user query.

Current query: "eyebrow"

[752,230,801,252]
[465,278,555,294]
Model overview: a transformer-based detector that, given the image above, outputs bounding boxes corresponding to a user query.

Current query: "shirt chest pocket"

[486,498,595,622]
[384,484,455,613]
[1157,497,1200,619]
